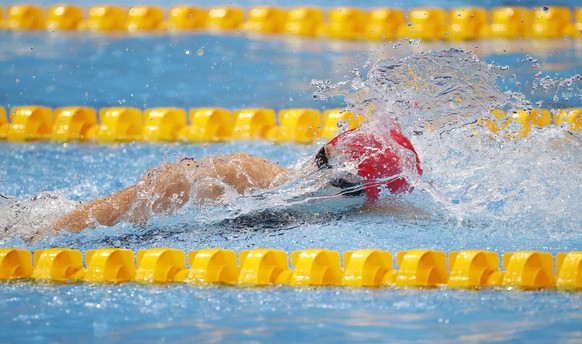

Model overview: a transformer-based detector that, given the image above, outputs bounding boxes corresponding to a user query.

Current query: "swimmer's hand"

[31,186,136,242]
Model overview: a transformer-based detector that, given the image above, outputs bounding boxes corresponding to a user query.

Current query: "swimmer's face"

[314,145,331,170]
[315,144,341,169]
[313,144,365,198]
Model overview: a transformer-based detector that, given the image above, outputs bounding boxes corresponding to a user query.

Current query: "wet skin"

[33,152,288,241]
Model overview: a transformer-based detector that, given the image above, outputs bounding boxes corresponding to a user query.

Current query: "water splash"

[3,49,581,245]
[313,48,582,230]
[0,192,78,244]
[313,49,532,137]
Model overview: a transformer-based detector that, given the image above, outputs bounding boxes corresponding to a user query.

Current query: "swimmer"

[32,127,422,241]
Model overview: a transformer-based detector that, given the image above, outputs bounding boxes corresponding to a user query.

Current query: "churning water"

[313,48,582,239]
[1,49,581,248]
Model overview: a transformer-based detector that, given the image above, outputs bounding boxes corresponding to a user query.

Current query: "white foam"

[0,191,78,243]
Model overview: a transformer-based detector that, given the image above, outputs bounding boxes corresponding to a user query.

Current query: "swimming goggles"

[314,147,365,198]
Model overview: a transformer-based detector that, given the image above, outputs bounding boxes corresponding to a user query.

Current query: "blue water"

[1,284,581,343]
[1,0,582,342]
[1,33,580,111]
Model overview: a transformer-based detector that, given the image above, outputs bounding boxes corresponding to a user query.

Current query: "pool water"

[1,283,580,343]
[1,0,582,342]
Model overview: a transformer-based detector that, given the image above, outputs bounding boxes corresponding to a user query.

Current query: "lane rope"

[1,5,581,41]
[1,247,580,290]
[0,105,579,143]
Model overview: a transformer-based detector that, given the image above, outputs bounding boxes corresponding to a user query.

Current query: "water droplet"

[407,22,413,27]
[184,49,191,55]
[337,120,348,131]
[408,39,421,47]
[197,47,205,56]
[543,6,549,13]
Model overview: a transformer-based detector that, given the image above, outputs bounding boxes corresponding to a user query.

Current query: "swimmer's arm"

[32,154,286,241]
[33,185,136,240]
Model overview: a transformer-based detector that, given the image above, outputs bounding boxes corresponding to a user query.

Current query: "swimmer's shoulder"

[227,152,287,178]
[188,153,286,176]
[215,152,276,165]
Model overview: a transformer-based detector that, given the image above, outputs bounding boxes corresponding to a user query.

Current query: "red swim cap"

[327,128,423,202]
